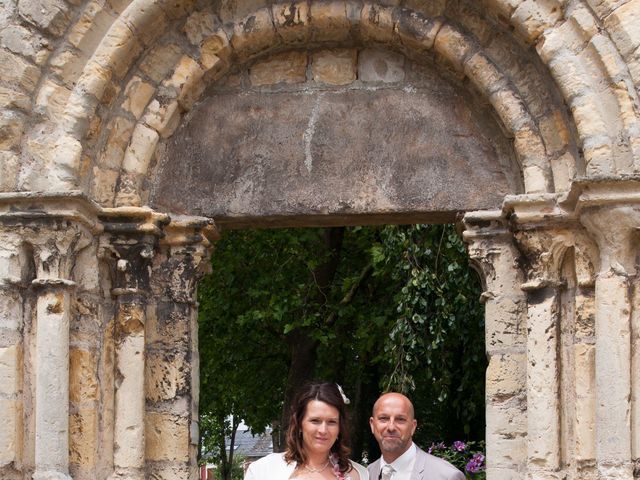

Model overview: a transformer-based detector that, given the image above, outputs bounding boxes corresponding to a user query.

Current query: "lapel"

[410,447,427,480]
[369,458,381,480]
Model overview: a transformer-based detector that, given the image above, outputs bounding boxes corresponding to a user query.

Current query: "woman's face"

[300,400,340,457]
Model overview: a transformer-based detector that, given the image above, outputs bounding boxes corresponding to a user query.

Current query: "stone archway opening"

[195,221,487,475]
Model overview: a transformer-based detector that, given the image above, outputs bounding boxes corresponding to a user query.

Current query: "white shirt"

[380,443,417,480]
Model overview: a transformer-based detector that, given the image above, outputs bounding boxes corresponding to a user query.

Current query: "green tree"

[198,224,485,474]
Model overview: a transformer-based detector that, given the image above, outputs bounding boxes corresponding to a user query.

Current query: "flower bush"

[427,440,486,479]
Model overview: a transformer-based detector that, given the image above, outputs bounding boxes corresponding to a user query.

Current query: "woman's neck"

[305,450,330,468]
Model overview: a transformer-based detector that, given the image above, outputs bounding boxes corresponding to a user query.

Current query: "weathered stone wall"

[2,0,640,479]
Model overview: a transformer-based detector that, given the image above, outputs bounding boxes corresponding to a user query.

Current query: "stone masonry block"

[69,408,97,470]
[139,43,184,84]
[0,398,17,464]
[538,109,571,156]
[122,122,159,174]
[395,9,441,53]
[143,99,180,138]
[18,0,71,36]
[146,462,191,480]
[433,23,476,74]
[146,350,189,402]
[249,51,307,86]
[120,0,168,47]
[358,49,404,83]
[94,20,142,79]
[0,345,19,397]
[550,151,577,192]
[604,0,640,58]
[0,151,21,191]
[76,59,113,101]
[230,7,279,61]
[68,0,117,57]
[0,86,31,111]
[100,115,135,169]
[35,78,71,120]
[0,49,41,93]
[272,1,310,45]
[165,55,205,110]
[311,48,357,85]
[511,0,562,44]
[122,76,155,119]
[464,52,508,96]
[310,1,351,43]
[0,111,25,151]
[146,412,190,462]
[360,3,395,44]
[146,302,190,346]
[486,352,526,400]
[218,0,268,23]
[49,48,86,88]
[69,348,99,404]
[1,24,50,65]
[200,29,231,74]
[183,9,218,46]
[490,87,534,133]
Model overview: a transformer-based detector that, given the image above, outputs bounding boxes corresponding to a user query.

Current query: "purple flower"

[465,453,485,474]
[427,442,446,454]
[452,441,466,452]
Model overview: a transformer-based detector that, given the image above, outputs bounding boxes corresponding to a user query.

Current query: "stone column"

[100,208,168,480]
[0,229,27,479]
[145,217,217,479]
[31,231,91,480]
[581,206,640,479]
[514,228,563,480]
[30,223,94,480]
[463,211,528,480]
[0,192,101,480]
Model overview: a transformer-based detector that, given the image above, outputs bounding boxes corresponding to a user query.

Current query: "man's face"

[370,394,417,462]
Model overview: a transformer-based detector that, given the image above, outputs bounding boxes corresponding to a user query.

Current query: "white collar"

[381,442,416,473]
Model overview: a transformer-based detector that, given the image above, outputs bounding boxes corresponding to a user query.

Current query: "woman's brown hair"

[284,382,352,474]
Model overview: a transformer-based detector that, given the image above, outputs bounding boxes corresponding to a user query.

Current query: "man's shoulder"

[366,457,381,473]
[415,447,465,479]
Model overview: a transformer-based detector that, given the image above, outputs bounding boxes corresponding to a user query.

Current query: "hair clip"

[336,384,350,404]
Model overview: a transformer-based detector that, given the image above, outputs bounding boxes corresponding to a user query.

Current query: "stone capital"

[98,207,170,293]
[579,206,640,276]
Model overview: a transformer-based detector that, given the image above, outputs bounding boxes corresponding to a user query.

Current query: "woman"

[244,382,368,480]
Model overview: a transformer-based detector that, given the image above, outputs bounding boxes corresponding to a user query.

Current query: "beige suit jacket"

[367,446,465,480]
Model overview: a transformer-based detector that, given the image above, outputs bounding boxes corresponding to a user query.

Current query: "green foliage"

[198,224,486,468]
[372,224,485,441]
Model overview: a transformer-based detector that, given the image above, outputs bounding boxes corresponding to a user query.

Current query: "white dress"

[244,452,369,480]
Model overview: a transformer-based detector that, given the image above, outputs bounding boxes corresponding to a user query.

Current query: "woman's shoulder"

[348,459,369,480]
[247,452,287,470]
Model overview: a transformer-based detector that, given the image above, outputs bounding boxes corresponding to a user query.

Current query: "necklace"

[304,460,330,473]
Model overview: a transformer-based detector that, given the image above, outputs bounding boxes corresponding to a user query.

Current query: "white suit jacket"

[367,446,464,480]
[245,452,369,480]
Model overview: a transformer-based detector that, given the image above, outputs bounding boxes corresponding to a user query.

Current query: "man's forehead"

[373,394,414,417]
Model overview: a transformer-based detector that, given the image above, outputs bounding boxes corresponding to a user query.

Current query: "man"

[368,392,465,480]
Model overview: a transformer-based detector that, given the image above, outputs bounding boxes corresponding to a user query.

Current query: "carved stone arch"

[22,0,598,201]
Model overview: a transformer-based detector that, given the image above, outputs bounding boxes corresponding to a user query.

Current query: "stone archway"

[2,0,640,479]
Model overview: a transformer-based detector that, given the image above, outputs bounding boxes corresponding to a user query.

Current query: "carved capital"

[580,206,640,276]
[153,216,219,304]
[98,207,170,295]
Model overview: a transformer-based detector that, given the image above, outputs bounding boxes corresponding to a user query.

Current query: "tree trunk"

[276,227,345,450]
